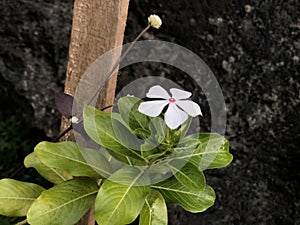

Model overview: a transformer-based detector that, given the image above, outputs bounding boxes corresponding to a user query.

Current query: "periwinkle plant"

[0,91,232,225]
[0,15,233,225]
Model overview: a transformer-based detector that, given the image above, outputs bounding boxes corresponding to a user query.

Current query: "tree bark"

[62,0,130,224]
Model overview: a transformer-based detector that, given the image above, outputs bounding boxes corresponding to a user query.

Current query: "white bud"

[148,14,162,29]
[71,116,79,124]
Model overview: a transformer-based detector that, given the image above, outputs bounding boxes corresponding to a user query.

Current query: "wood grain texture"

[61,0,130,224]
[61,0,130,142]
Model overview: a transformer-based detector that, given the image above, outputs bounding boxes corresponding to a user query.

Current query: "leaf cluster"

[0,96,233,225]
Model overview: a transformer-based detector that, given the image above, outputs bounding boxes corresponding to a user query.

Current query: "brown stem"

[9,164,24,178]
[16,219,28,225]
[53,125,73,142]
[76,205,95,225]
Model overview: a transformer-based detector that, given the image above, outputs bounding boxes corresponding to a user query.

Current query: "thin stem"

[16,219,27,225]
[85,25,151,107]
[52,125,72,142]
[9,164,24,178]
[117,25,151,70]
[53,105,113,142]
[166,127,171,144]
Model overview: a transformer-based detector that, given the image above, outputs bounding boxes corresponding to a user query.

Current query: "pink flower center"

[169,97,176,103]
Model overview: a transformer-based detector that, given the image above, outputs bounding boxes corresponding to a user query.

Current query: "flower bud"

[71,116,79,124]
[148,14,162,29]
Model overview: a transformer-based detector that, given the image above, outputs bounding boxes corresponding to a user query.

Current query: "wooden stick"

[62,0,130,224]
[61,0,130,141]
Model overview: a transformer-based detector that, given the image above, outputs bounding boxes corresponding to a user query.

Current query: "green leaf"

[35,141,112,178]
[141,117,167,158]
[153,177,215,213]
[0,179,45,217]
[83,105,146,164]
[169,117,192,145]
[168,161,206,191]
[111,112,131,130]
[118,96,140,125]
[174,133,233,170]
[178,116,192,137]
[27,179,98,225]
[150,117,167,143]
[144,162,172,185]
[139,189,168,225]
[118,96,150,138]
[94,166,150,225]
[24,152,72,184]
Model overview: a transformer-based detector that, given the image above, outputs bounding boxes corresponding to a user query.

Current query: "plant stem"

[53,125,73,142]
[16,219,27,225]
[85,25,151,107]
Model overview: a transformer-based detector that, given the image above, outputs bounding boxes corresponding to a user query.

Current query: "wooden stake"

[62,0,130,224]
[61,0,130,140]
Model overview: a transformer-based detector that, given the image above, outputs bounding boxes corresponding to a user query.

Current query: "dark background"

[0,0,299,224]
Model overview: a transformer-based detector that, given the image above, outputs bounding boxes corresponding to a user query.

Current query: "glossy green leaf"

[153,177,215,213]
[169,161,206,191]
[0,179,45,217]
[24,152,72,184]
[144,161,172,185]
[35,141,112,178]
[150,117,167,143]
[94,166,150,225]
[118,96,150,138]
[27,179,98,225]
[177,116,192,138]
[111,112,131,130]
[141,139,158,158]
[83,105,146,164]
[118,96,141,125]
[174,133,233,170]
[139,189,167,225]
[169,117,192,145]
[141,117,167,158]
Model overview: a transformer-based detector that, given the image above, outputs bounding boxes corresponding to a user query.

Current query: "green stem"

[166,127,172,144]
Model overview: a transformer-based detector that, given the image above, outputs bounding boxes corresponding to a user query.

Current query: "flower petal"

[138,100,169,117]
[164,104,188,129]
[176,100,202,117]
[146,85,170,99]
[170,88,192,100]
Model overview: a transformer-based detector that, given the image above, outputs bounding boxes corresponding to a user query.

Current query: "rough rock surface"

[0,0,299,224]
[125,1,300,225]
[0,0,73,137]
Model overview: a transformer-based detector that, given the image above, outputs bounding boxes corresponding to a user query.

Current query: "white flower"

[138,85,202,129]
[148,14,162,29]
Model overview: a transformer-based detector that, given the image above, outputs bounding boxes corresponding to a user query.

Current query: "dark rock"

[0,0,73,136]
[124,0,300,224]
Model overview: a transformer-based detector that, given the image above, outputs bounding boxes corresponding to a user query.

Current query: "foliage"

[0,96,233,225]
